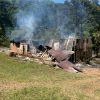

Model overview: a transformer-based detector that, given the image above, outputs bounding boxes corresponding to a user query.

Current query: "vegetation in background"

[0,0,16,46]
[0,0,100,54]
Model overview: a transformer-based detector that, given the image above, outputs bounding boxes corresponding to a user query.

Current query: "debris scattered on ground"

[0,37,99,73]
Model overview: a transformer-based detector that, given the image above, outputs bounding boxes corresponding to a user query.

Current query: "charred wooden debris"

[9,37,92,73]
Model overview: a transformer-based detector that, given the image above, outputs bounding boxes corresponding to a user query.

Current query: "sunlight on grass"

[0,87,69,100]
[0,53,100,100]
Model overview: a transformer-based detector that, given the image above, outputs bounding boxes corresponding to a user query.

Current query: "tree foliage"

[0,0,100,50]
[0,0,16,46]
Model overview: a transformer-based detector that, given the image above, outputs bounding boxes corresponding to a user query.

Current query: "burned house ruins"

[10,40,30,56]
[9,36,92,73]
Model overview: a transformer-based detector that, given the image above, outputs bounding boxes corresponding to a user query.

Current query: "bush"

[0,36,10,47]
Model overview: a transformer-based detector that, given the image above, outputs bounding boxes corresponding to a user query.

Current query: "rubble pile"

[48,49,82,72]
[58,61,78,72]
[48,49,74,62]
[8,37,83,73]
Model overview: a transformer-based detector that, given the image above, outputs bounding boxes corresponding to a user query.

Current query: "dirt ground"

[82,67,100,76]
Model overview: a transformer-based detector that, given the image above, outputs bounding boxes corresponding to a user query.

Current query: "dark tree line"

[0,0,16,46]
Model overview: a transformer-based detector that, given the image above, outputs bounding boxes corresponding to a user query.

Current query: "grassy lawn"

[0,53,100,100]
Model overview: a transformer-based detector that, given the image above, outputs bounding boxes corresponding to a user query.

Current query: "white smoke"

[11,0,56,42]
[12,11,36,41]
[10,0,87,42]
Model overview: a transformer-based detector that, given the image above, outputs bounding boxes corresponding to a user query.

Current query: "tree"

[93,31,100,57]
[64,0,89,38]
[64,0,100,56]
[0,0,16,46]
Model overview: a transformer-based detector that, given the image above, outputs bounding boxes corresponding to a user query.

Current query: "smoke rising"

[12,11,36,41]
[11,0,56,41]
[10,0,87,42]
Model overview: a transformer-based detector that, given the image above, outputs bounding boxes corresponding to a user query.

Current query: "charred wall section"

[70,38,92,63]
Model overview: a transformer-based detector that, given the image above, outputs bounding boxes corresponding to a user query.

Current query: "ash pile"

[9,37,90,73]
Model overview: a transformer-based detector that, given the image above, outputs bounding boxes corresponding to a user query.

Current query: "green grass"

[0,53,100,100]
[0,87,69,100]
